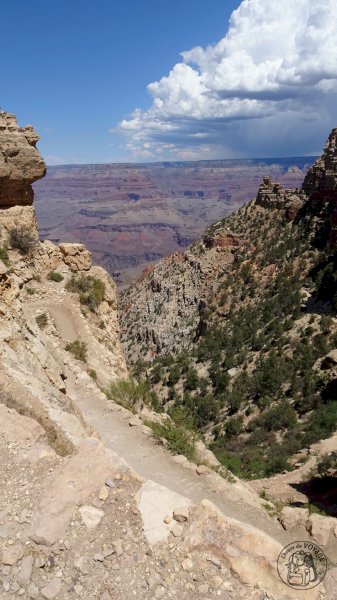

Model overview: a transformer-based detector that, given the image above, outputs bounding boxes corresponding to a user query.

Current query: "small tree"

[9,227,37,254]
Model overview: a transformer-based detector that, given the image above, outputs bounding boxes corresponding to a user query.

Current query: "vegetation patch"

[36,313,48,330]
[66,275,105,311]
[9,226,37,254]
[145,419,196,461]
[88,368,97,381]
[65,339,87,362]
[48,270,64,282]
[0,247,9,266]
[104,378,159,411]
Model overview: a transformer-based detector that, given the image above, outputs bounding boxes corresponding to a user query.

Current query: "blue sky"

[1,0,336,164]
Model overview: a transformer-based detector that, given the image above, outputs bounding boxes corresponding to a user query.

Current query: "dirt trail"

[31,298,304,547]
[70,384,291,544]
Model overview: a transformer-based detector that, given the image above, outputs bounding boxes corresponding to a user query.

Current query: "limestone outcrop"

[0,112,46,207]
[303,127,337,197]
[59,242,92,271]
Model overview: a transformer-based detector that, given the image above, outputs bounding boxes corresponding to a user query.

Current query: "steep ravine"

[0,112,336,599]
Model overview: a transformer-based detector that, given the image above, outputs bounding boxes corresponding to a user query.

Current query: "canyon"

[1,111,336,599]
[34,158,313,287]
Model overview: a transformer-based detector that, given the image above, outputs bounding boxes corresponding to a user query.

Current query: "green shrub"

[104,378,157,410]
[26,287,36,295]
[146,419,195,460]
[36,313,48,330]
[252,401,297,432]
[88,368,97,380]
[315,452,337,476]
[0,247,9,266]
[66,275,105,311]
[65,339,87,362]
[9,227,37,254]
[48,271,64,282]
[225,416,243,439]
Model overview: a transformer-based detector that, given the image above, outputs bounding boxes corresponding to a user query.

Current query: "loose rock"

[40,577,62,599]
[79,505,104,529]
[1,544,24,566]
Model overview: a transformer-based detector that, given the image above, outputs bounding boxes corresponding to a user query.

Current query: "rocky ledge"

[0,112,46,207]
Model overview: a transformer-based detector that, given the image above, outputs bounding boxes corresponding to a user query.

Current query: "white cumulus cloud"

[117,0,337,160]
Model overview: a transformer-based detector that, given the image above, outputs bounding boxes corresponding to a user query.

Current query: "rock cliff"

[0,112,46,207]
[120,128,337,363]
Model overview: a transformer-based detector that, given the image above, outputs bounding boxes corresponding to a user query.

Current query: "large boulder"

[30,438,128,545]
[59,243,92,272]
[307,513,336,546]
[0,112,46,206]
[184,499,322,600]
[136,479,192,545]
[279,506,309,530]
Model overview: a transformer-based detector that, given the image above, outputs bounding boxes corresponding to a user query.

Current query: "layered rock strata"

[0,112,46,207]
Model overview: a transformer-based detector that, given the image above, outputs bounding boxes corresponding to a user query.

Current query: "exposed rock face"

[184,500,320,600]
[59,242,92,271]
[255,175,305,221]
[302,128,337,247]
[34,158,309,287]
[120,233,237,361]
[0,112,46,207]
[303,128,337,197]
[256,176,288,210]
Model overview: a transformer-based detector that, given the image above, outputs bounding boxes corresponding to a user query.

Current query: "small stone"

[12,581,20,593]
[40,577,62,599]
[113,539,123,557]
[1,544,24,566]
[129,417,141,427]
[79,505,104,529]
[93,553,104,562]
[19,509,30,524]
[3,580,10,592]
[173,506,189,522]
[196,465,209,476]
[105,479,116,489]
[207,557,222,569]
[35,555,46,568]
[211,575,223,590]
[103,544,114,558]
[154,585,166,599]
[198,584,209,594]
[171,524,183,537]
[100,593,111,600]
[222,582,233,591]
[114,474,122,481]
[163,516,171,525]
[0,525,11,539]
[17,554,33,585]
[73,556,89,575]
[99,487,109,502]
[74,584,84,595]
[182,558,193,571]
[27,583,39,598]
